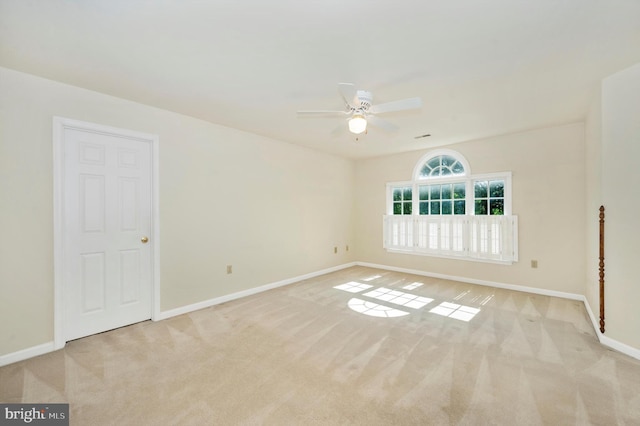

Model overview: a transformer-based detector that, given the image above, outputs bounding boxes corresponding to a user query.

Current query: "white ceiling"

[1,0,640,159]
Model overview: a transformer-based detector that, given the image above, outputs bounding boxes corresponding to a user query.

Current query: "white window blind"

[383,215,518,263]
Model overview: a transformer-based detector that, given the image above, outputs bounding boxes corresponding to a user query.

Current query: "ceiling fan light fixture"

[348,115,367,134]
[297,83,422,136]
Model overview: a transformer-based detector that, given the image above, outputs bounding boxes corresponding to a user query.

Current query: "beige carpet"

[2,266,640,425]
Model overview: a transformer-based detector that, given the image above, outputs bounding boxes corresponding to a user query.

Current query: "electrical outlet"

[226,265,233,274]
[531,260,538,269]
[346,245,349,252]
[334,246,338,254]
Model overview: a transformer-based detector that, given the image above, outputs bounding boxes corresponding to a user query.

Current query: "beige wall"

[354,123,587,294]
[0,67,355,355]
[600,62,640,349]
[584,88,602,320]
[3,62,639,360]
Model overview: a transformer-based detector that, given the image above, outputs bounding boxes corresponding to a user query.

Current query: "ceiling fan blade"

[338,83,358,108]
[367,115,399,132]
[297,110,348,117]
[369,97,422,114]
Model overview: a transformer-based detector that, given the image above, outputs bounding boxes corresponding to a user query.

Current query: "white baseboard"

[356,261,584,300]
[0,341,56,367]
[582,298,640,361]
[360,261,640,361]
[599,335,640,360]
[155,262,357,321]
[3,261,639,365]
[1,263,357,366]
[583,297,601,335]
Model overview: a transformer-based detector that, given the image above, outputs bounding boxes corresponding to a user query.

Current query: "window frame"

[384,150,517,264]
[412,149,471,181]
[391,184,414,215]
[386,172,513,217]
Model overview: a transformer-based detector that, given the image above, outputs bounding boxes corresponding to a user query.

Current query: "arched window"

[409,150,472,216]
[384,149,518,263]
[413,150,470,180]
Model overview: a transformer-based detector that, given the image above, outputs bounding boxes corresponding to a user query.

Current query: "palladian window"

[384,150,518,263]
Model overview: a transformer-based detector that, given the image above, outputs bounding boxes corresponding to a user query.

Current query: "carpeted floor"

[2,266,640,425]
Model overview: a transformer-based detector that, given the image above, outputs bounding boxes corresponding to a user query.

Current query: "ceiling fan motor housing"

[356,90,373,110]
[297,83,421,134]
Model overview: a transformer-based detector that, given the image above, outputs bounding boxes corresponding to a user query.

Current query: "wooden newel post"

[599,205,605,334]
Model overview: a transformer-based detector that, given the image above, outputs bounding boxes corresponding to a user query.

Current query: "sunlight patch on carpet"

[333,282,373,293]
[430,302,480,322]
[362,287,433,309]
[402,282,424,290]
[362,275,382,282]
[347,298,410,318]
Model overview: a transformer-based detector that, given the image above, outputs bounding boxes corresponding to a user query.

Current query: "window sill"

[385,248,517,265]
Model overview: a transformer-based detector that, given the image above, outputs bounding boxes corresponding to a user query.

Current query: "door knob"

[141,236,149,244]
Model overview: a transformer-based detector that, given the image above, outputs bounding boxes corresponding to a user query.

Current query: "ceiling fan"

[297,83,422,135]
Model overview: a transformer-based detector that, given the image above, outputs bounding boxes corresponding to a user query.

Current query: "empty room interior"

[1,1,640,424]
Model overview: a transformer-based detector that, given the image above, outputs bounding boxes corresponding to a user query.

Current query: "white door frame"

[53,117,160,350]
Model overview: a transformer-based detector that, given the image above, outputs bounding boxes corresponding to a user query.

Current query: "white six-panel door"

[62,126,153,341]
